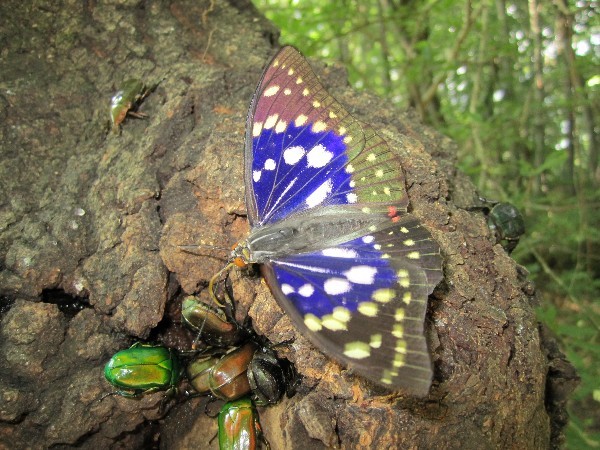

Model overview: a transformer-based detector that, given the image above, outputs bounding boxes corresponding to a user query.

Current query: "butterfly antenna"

[178,243,230,257]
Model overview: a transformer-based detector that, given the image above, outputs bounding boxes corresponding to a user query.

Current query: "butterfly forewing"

[243,46,443,393]
[245,47,409,227]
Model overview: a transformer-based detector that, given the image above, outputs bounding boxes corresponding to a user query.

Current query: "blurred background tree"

[253,0,599,447]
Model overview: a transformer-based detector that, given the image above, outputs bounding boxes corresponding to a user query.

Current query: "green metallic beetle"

[109,78,159,133]
[187,342,257,401]
[104,342,181,398]
[486,202,525,253]
[469,198,526,254]
[218,397,270,450]
[181,295,248,348]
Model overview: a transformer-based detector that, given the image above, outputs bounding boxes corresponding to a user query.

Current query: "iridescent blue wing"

[261,215,442,394]
[244,46,443,393]
[245,46,409,227]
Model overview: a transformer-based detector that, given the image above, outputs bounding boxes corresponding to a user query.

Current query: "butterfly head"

[230,241,251,268]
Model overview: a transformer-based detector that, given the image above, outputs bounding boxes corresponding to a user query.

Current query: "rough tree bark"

[0,1,578,449]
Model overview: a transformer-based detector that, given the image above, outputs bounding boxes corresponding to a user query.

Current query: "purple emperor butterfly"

[224,46,443,395]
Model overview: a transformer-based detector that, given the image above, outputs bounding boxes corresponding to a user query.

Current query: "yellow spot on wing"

[253,122,263,137]
[295,114,308,127]
[358,302,378,317]
[264,114,279,129]
[263,85,280,97]
[275,120,287,133]
[370,334,382,348]
[332,306,351,322]
[393,353,406,367]
[395,340,407,354]
[288,68,295,75]
[302,88,309,96]
[284,88,291,95]
[322,315,347,331]
[381,370,394,384]
[304,314,322,331]
[296,76,303,84]
[312,121,327,133]
[372,288,395,303]
[407,251,420,259]
[394,308,405,321]
[329,110,337,119]
[344,342,371,359]
[312,100,321,108]
[392,324,404,338]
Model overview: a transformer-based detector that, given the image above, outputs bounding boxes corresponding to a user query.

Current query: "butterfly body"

[234,46,443,395]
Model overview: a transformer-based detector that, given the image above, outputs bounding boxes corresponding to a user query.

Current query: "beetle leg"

[255,418,271,450]
[127,111,148,119]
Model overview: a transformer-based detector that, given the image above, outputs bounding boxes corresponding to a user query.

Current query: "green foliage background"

[253,0,599,447]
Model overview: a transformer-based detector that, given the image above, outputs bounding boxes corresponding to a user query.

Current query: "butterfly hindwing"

[261,214,442,394]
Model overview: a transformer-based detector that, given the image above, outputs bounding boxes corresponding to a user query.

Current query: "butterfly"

[224,46,443,395]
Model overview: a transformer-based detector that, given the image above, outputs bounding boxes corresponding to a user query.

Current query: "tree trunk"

[0,1,577,449]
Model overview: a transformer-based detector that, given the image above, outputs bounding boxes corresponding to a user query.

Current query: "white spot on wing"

[306,144,333,168]
[344,266,377,284]
[298,284,315,297]
[253,170,262,182]
[305,179,332,207]
[263,177,297,221]
[362,235,374,243]
[283,145,305,165]
[274,259,330,274]
[322,248,358,258]
[324,278,351,295]
[264,159,276,170]
[281,284,294,295]
[346,193,358,203]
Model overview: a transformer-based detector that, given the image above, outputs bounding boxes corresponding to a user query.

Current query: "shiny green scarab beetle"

[181,295,248,348]
[187,342,257,401]
[104,343,181,398]
[487,202,525,253]
[218,397,269,450]
[110,78,157,133]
